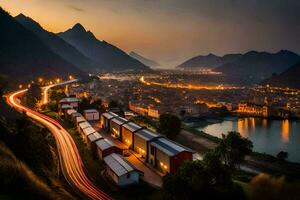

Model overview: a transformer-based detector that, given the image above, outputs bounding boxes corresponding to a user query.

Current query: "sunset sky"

[0,0,299,67]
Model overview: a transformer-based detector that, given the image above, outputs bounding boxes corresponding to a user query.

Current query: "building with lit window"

[121,122,143,148]
[148,137,194,174]
[100,112,118,131]
[133,129,162,160]
[110,116,129,139]
[238,102,269,117]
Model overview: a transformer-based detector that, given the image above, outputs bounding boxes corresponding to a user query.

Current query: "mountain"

[0,8,84,83]
[129,51,160,67]
[177,53,241,69]
[262,62,300,89]
[215,50,300,84]
[15,14,98,73]
[58,24,149,71]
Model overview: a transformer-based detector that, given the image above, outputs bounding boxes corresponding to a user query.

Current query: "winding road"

[6,82,113,200]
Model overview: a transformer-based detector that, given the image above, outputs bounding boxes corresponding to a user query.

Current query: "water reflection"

[197,117,300,163]
[281,120,289,143]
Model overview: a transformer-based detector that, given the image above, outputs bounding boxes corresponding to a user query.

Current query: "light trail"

[42,79,78,105]
[139,76,243,90]
[7,85,112,200]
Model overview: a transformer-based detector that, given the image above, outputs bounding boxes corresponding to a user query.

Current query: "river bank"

[176,125,300,182]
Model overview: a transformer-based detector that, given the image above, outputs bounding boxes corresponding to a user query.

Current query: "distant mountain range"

[15,14,98,73]
[262,62,300,89]
[58,24,149,71]
[178,50,300,85]
[177,53,241,69]
[129,52,160,67]
[0,8,84,83]
[215,50,300,83]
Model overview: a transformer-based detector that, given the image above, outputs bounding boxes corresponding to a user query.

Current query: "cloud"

[67,5,84,12]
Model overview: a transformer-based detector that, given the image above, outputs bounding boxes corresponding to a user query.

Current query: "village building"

[66,109,77,121]
[133,129,162,160]
[77,121,92,136]
[121,122,143,148]
[59,97,79,110]
[100,112,118,131]
[96,139,123,159]
[103,153,140,187]
[71,112,82,123]
[110,116,129,139]
[75,116,86,127]
[60,104,72,116]
[83,109,100,122]
[149,137,194,174]
[81,126,97,143]
[238,102,269,117]
[87,132,103,158]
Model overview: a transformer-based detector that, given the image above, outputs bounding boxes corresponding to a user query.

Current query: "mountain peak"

[16,13,27,19]
[72,23,86,32]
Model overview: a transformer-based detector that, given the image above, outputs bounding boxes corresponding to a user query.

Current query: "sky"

[0,0,300,67]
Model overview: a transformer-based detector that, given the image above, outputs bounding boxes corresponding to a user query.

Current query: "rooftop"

[76,116,86,123]
[61,104,72,109]
[59,97,79,103]
[79,121,91,130]
[67,109,77,115]
[96,138,114,151]
[111,116,129,125]
[88,132,103,143]
[151,137,193,156]
[83,127,96,136]
[103,153,136,177]
[135,129,161,141]
[102,112,118,120]
[122,122,142,132]
[71,112,82,118]
[84,109,99,113]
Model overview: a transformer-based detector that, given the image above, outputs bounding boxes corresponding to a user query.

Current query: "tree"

[108,100,120,109]
[277,151,288,161]
[25,83,41,108]
[215,131,253,170]
[249,173,300,200]
[162,157,245,200]
[158,114,181,139]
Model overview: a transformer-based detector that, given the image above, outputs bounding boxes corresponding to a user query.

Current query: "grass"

[182,124,221,143]
[0,142,65,200]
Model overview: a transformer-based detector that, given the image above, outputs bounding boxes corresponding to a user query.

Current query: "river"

[197,117,300,163]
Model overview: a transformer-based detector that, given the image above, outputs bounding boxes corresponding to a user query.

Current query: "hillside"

[58,24,150,71]
[15,14,98,73]
[129,51,160,67]
[177,53,241,69]
[0,8,84,83]
[215,50,300,84]
[262,62,300,89]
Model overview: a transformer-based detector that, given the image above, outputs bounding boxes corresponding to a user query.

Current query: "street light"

[69,75,73,80]
[56,78,60,83]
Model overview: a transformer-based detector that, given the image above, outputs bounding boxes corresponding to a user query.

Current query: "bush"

[158,114,181,139]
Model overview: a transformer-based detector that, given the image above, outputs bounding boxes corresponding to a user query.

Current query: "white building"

[75,116,86,126]
[81,126,97,143]
[103,153,140,187]
[83,109,100,122]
